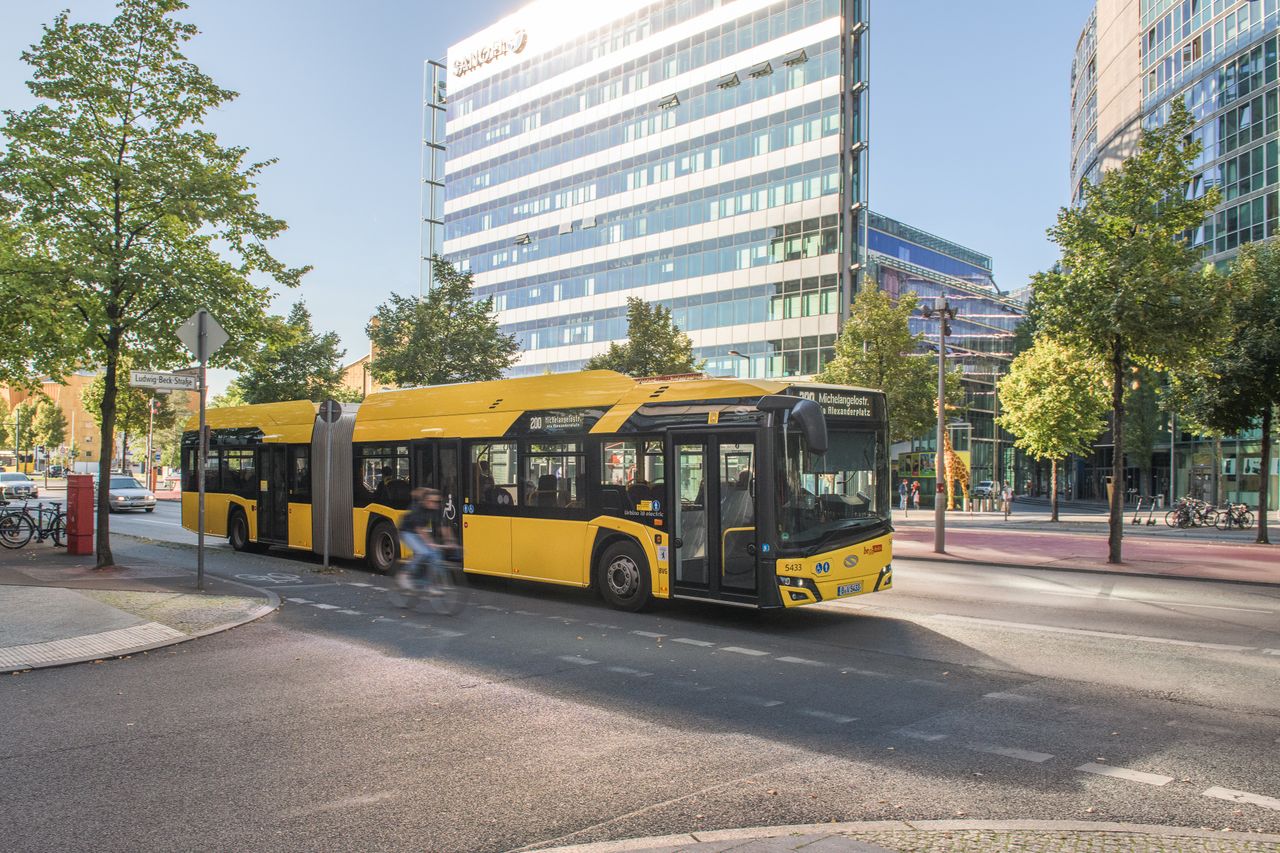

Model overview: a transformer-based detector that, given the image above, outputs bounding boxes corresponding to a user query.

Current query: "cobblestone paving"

[80,590,266,635]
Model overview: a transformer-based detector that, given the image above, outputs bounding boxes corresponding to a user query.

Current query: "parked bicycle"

[1215,502,1254,531]
[1164,496,1217,529]
[0,500,67,549]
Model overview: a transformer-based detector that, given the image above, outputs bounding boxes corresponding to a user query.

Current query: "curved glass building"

[1070,0,1280,508]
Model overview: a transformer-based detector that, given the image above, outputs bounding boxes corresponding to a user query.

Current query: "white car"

[972,480,995,499]
[0,472,38,500]
[104,475,156,513]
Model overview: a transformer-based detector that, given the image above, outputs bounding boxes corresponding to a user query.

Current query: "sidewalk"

[892,505,1279,586]
[0,541,277,673]
[534,820,1280,852]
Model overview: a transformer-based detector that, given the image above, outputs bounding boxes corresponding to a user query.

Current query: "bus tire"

[597,539,650,612]
[367,520,399,575]
[228,508,252,552]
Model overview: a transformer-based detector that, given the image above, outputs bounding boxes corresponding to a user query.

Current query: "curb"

[523,820,1280,852]
[896,550,1280,588]
[1,577,280,674]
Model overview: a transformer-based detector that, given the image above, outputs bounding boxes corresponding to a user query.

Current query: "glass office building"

[442,0,869,378]
[1070,0,1280,509]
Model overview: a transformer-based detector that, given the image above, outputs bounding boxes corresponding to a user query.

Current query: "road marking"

[1076,763,1172,786]
[721,646,768,656]
[606,666,653,677]
[672,638,715,647]
[631,630,666,638]
[1203,786,1280,812]
[896,729,947,742]
[983,691,1039,703]
[235,572,302,584]
[587,622,621,629]
[337,609,362,616]
[969,743,1053,763]
[311,603,340,610]
[799,709,856,724]
[346,582,373,588]
[477,604,504,611]
[777,656,825,666]
[558,655,598,666]
[1263,649,1280,656]
[514,610,539,616]
[736,695,783,708]
[285,598,313,604]
[548,617,578,623]
[934,614,1258,653]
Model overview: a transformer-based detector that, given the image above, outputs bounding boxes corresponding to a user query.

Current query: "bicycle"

[0,500,66,549]
[389,545,465,615]
[1215,503,1254,531]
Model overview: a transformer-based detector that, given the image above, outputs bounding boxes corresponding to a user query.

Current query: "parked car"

[971,480,995,499]
[104,475,156,513]
[47,465,65,478]
[0,471,38,500]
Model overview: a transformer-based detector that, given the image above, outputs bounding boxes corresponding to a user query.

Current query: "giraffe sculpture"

[940,429,971,511]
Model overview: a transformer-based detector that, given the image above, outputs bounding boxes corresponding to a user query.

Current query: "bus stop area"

[0,541,276,673]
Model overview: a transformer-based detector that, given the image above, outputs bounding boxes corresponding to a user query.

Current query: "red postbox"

[66,474,94,556]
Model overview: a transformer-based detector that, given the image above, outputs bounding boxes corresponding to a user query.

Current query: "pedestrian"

[911,480,920,510]
[1001,483,1013,520]
[898,479,908,513]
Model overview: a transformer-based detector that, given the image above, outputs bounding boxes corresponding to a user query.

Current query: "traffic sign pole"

[196,311,207,593]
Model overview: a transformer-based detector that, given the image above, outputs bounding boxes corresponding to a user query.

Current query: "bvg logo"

[843,554,859,569]
[814,561,831,574]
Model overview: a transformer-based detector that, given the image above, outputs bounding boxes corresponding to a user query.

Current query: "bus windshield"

[777,426,886,549]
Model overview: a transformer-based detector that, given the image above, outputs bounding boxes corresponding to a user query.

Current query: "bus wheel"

[228,509,252,552]
[598,539,650,612]
[367,521,399,575]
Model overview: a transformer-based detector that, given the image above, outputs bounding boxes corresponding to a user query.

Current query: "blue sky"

[1,0,1093,390]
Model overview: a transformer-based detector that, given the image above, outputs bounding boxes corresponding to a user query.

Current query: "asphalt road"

[2,501,1277,852]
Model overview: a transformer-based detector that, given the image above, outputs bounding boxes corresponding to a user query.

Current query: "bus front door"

[257,445,289,544]
[670,433,758,602]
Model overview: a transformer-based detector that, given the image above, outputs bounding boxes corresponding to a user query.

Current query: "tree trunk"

[1258,406,1272,546]
[95,345,119,568]
[1109,341,1125,564]
[1050,458,1059,523]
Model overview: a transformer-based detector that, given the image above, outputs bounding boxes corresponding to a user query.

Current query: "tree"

[210,384,247,409]
[584,297,699,377]
[0,396,9,449]
[12,400,37,463]
[817,283,963,445]
[1036,100,1225,563]
[31,398,67,453]
[368,257,518,387]
[0,0,307,565]
[1172,240,1280,544]
[82,373,178,472]
[233,301,349,403]
[997,340,1110,522]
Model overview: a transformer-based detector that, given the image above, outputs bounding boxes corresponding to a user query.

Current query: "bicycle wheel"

[0,513,34,549]
[1216,511,1233,531]
[50,514,67,547]
[424,563,464,615]
[1242,510,1254,528]
[388,566,419,610]
[1164,510,1180,528]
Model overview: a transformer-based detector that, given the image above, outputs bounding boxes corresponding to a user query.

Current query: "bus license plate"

[837,582,862,597]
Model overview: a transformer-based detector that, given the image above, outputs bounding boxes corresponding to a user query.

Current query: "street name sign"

[129,370,198,392]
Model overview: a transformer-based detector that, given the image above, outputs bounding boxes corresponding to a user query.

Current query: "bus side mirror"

[758,396,829,454]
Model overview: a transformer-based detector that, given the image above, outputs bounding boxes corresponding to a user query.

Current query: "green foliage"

[0,396,9,447]
[31,398,67,449]
[11,400,38,453]
[817,284,962,445]
[998,339,1110,462]
[0,0,307,562]
[368,257,519,387]
[1172,239,1280,542]
[210,383,247,409]
[1035,100,1227,560]
[584,297,699,377]
[231,301,348,403]
[1122,367,1163,484]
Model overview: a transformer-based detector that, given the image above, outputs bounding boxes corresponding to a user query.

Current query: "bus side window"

[289,445,311,503]
[470,442,517,508]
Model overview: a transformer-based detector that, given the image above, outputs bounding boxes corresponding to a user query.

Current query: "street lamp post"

[727,349,750,379]
[921,296,958,553]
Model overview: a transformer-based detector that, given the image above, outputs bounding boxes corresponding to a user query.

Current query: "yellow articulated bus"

[182,371,893,611]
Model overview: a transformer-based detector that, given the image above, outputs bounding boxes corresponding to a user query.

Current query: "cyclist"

[397,487,451,592]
